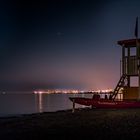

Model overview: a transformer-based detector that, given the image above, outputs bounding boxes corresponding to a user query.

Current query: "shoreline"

[0,107,88,119]
[1,108,140,139]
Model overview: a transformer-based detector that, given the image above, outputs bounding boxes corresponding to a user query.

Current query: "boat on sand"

[69,96,140,109]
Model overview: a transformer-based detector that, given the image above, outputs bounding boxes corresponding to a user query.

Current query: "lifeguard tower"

[111,18,140,100]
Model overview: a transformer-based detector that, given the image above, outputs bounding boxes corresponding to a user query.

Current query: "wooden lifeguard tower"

[112,18,140,100]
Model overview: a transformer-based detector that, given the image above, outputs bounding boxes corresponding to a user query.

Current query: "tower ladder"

[111,74,127,100]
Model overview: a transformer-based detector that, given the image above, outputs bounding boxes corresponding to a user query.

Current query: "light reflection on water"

[0,93,92,117]
[38,93,43,113]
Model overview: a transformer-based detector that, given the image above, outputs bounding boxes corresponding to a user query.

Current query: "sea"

[0,93,93,117]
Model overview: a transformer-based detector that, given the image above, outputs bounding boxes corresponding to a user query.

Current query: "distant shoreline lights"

[33,89,113,94]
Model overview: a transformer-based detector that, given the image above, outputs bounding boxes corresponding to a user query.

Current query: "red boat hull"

[69,97,140,109]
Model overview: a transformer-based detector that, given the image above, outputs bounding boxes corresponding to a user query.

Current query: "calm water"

[0,93,92,117]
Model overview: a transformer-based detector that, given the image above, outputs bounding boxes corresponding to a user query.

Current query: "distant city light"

[33,89,113,94]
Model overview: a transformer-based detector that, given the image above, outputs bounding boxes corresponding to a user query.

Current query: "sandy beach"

[1,108,140,139]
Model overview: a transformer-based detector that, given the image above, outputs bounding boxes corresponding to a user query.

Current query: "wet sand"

[1,108,140,139]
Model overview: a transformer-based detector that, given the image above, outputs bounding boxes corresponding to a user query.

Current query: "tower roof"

[118,38,140,47]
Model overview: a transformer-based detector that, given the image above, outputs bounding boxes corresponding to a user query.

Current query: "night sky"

[0,0,140,91]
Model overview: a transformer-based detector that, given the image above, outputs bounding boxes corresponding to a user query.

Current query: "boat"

[69,96,140,109]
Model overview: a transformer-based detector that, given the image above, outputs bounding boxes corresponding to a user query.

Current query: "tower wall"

[123,87,139,100]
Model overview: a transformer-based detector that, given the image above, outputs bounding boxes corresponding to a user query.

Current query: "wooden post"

[120,60,122,77]
[135,17,140,99]
[72,99,75,113]
[122,46,125,75]
[127,47,130,87]
[136,39,140,99]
